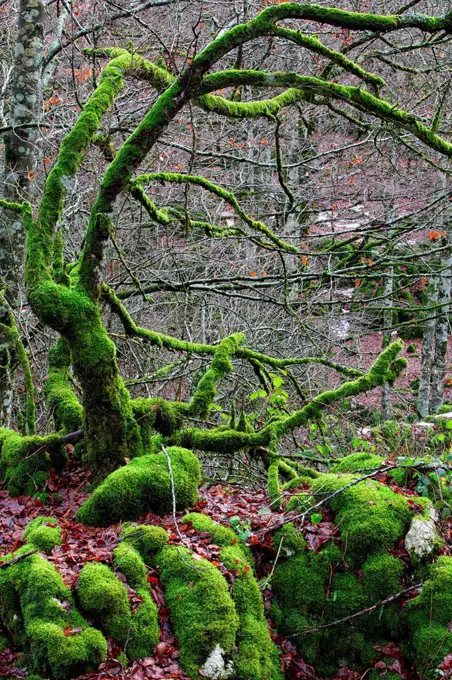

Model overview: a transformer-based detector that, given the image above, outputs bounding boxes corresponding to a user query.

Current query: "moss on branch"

[178,341,406,455]
[199,71,452,158]
[102,284,363,378]
[46,339,83,433]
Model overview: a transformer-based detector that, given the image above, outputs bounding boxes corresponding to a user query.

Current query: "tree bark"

[0,0,44,426]
[381,267,394,422]
[417,276,438,419]
[431,226,452,413]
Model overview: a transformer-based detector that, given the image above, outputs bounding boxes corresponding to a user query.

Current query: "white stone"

[405,511,438,558]
[200,645,234,679]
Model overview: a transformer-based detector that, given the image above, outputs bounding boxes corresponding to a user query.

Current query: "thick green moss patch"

[332,452,383,473]
[156,544,238,678]
[0,523,106,678]
[270,540,407,675]
[310,473,412,564]
[22,517,61,553]
[0,430,66,496]
[184,512,283,679]
[76,447,201,526]
[76,561,158,658]
[405,556,452,675]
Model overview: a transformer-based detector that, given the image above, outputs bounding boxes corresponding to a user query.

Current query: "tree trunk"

[381,267,393,422]
[0,0,44,426]
[417,276,438,419]
[66,301,143,479]
[431,227,451,413]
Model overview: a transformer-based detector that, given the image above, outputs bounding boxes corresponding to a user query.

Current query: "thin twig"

[0,549,37,569]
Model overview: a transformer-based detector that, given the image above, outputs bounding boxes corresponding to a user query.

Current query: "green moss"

[112,541,147,589]
[332,452,383,473]
[77,562,130,637]
[362,554,404,602]
[0,430,66,496]
[120,524,169,563]
[22,517,61,553]
[272,522,307,557]
[0,539,106,678]
[183,513,282,679]
[268,461,282,509]
[112,527,162,653]
[157,544,238,678]
[272,552,327,617]
[76,447,201,526]
[380,420,412,452]
[310,473,412,564]
[77,561,158,658]
[46,340,83,433]
[183,512,243,551]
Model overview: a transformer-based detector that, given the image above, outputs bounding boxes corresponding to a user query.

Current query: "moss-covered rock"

[332,451,383,474]
[270,457,452,678]
[76,446,201,526]
[405,556,452,676]
[76,561,158,659]
[0,525,106,679]
[184,512,283,680]
[0,429,66,496]
[22,517,61,553]
[156,544,239,678]
[310,473,412,564]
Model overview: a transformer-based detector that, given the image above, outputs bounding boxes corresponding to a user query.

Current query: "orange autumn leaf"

[355,279,361,287]
[250,271,257,277]
[421,277,428,286]
[27,170,35,180]
[428,231,439,240]
[301,256,308,266]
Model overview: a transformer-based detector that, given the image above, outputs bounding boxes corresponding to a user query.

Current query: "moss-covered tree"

[0,7,451,675]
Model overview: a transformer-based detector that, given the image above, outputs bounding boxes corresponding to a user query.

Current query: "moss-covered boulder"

[0,429,66,496]
[184,512,283,680]
[76,446,201,526]
[156,544,239,678]
[309,473,413,564]
[76,561,158,659]
[271,466,446,677]
[22,517,62,553]
[405,556,452,675]
[0,519,106,679]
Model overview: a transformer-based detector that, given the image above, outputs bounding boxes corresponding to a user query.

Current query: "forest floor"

[1,447,451,680]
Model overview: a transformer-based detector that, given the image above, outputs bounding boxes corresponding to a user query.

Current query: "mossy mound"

[332,451,383,474]
[309,473,413,564]
[184,512,283,680]
[22,517,61,553]
[0,520,106,679]
[271,461,450,677]
[271,540,407,676]
[76,446,201,526]
[156,544,239,678]
[0,429,66,496]
[405,556,452,675]
[76,561,158,659]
